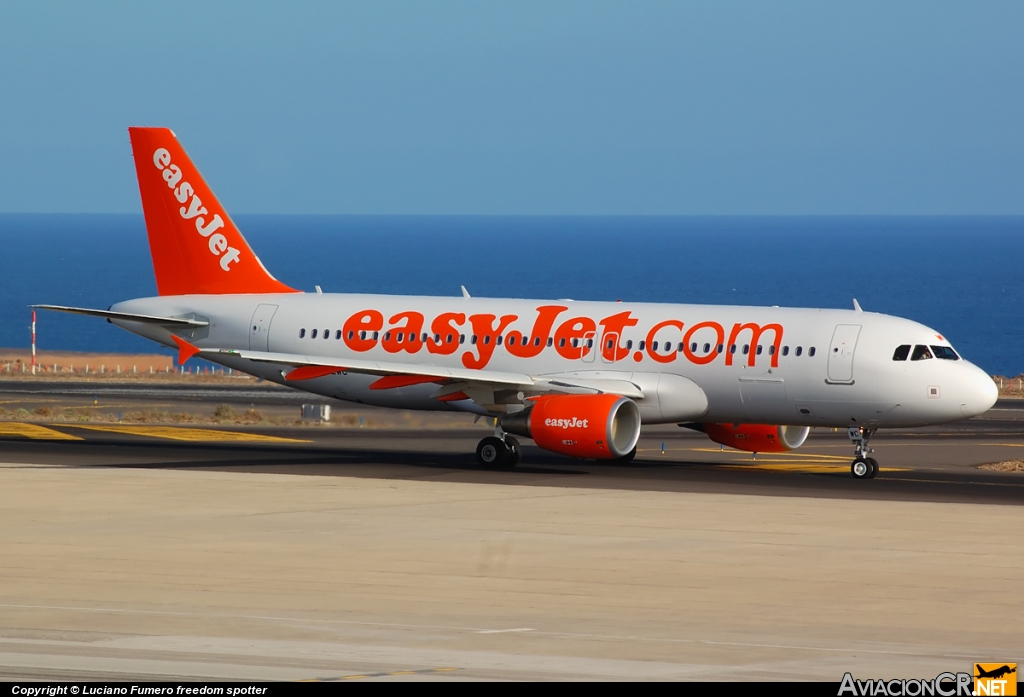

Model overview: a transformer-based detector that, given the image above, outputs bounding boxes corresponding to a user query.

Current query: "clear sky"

[1,1,1021,215]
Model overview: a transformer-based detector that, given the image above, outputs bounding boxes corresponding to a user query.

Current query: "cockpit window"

[911,345,933,361]
[931,345,959,360]
[892,345,911,361]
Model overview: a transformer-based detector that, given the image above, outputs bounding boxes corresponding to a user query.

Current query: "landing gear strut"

[476,429,520,469]
[848,426,878,479]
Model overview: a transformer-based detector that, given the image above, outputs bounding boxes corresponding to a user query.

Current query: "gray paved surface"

[0,386,1021,681]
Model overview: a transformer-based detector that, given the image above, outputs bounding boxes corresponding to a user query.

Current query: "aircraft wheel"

[614,446,637,465]
[504,436,521,467]
[851,458,872,479]
[477,436,509,469]
[866,457,879,478]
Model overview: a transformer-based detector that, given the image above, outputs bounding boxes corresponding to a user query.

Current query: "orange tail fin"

[128,127,297,296]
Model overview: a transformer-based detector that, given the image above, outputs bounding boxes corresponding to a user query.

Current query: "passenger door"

[249,304,279,352]
[827,324,861,384]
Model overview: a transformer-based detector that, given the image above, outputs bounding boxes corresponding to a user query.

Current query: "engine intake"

[502,394,641,459]
[704,423,810,453]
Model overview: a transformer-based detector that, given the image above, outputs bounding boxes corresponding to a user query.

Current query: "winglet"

[171,335,201,365]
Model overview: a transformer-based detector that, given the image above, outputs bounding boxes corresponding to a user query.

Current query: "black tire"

[614,446,637,465]
[866,457,879,479]
[851,458,872,479]
[504,436,521,468]
[477,436,508,468]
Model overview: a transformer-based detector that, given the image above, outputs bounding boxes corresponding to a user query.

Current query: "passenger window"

[768,345,775,355]
[717,344,724,354]
[434,333,440,342]
[729,344,736,354]
[809,347,816,357]
[626,339,633,349]
[347,330,354,340]
[335,330,342,340]
[931,346,959,360]
[359,331,366,340]
[587,338,593,348]
[742,344,749,355]
[547,337,554,347]
[324,329,329,339]
[299,328,306,338]
[756,345,763,355]
[384,332,392,341]
[782,346,789,356]
[508,336,516,346]
[397,332,404,342]
[639,340,646,351]
[651,341,658,351]
[460,334,466,344]
[535,337,542,346]
[446,334,453,343]
[372,331,379,340]
[471,335,477,345]
[495,335,501,345]
[911,345,933,361]
[703,343,710,353]
[795,346,803,356]
[691,342,698,352]
[606,339,614,349]
[484,336,491,345]
[311,329,318,339]
[892,345,911,361]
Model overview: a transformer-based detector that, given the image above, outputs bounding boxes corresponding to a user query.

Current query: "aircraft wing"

[196,345,644,404]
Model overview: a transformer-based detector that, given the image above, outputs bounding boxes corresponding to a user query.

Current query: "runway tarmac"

[0,384,1021,680]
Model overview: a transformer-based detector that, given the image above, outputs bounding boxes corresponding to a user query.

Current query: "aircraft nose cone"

[960,365,998,418]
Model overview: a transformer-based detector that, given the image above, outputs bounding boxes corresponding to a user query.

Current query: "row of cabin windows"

[892,344,960,362]
[296,327,817,357]
[647,340,816,357]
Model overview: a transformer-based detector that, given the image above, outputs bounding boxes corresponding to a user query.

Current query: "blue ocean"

[1,214,1021,376]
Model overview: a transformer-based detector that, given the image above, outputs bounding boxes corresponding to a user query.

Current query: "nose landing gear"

[848,426,878,479]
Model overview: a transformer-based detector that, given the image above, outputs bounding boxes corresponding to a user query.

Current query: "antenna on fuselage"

[853,298,863,312]
[461,285,471,299]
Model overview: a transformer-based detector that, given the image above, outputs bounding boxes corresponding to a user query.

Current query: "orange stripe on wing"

[285,365,345,381]
[369,375,444,390]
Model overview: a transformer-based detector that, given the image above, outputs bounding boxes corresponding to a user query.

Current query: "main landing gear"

[848,426,878,479]
[476,433,520,469]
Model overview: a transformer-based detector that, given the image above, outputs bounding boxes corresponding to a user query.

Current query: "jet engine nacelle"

[704,423,810,453]
[502,394,641,459]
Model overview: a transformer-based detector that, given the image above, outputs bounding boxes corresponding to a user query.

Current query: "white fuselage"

[110,293,998,429]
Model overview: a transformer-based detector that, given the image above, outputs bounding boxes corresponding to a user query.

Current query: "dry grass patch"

[977,460,1024,473]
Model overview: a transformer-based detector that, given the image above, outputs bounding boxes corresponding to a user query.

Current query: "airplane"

[34,127,999,478]
[976,665,1016,680]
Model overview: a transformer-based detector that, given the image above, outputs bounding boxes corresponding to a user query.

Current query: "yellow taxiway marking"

[721,463,910,473]
[65,424,309,443]
[0,422,82,440]
[691,447,852,461]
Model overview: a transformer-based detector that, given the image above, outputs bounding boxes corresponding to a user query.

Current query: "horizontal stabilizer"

[31,305,209,327]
